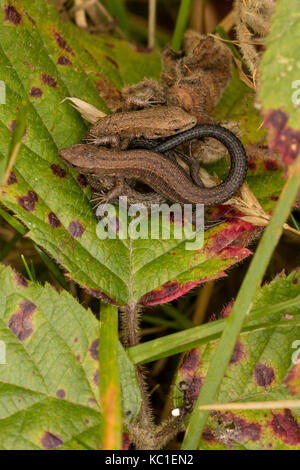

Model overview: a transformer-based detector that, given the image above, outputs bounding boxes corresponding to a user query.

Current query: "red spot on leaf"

[254,363,275,387]
[186,376,203,404]
[48,212,61,228]
[292,277,298,284]
[104,54,119,69]
[50,163,66,178]
[57,56,72,66]
[7,171,17,185]
[56,389,66,399]
[202,429,216,442]
[271,409,300,445]
[8,300,36,341]
[30,87,43,98]
[41,432,63,450]
[77,174,88,188]
[284,363,300,395]
[52,29,74,55]
[247,160,256,171]
[264,159,279,171]
[9,120,16,132]
[41,73,57,88]
[4,5,22,24]
[88,398,97,405]
[181,349,199,372]
[18,190,38,212]
[84,418,90,424]
[122,432,131,450]
[89,339,99,361]
[230,340,245,365]
[68,220,85,238]
[264,109,300,173]
[218,412,261,442]
[74,337,78,343]
[104,42,115,49]
[14,272,28,288]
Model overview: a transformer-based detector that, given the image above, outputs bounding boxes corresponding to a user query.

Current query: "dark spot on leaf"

[181,349,199,372]
[10,120,16,132]
[104,42,115,48]
[30,87,43,98]
[93,369,99,386]
[8,300,36,341]
[247,160,256,171]
[230,340,245,365]
[292,277,298,284]
[41,73,57,88]
[14,272,28,288]
[84,418,90,424]
[48,212,61,228]
[4,5,22,24]
[41,432,63,450]
[104,54,119,69]
[50,163,66,178]
[264,109,288,131]
[88,398,97,405]
[52,29,74,55]
[18,190,38,212]
[7,171,17,185]
[186,376,203,404]
[25,11,36,25]
[76,354,81,361]
[56,389,66,399]
[264,159,278,171]
[254,363,275,387]
[271,410,300,445]
[57,55,72,66]
[77,174,88,188]
[202,429,215,442]
[74,337,78,343]
[232,415,261,441]
[89,339,99,361]
[270,195,279,201]
[68,220,85,238]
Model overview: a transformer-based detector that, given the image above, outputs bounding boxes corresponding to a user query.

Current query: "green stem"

[171,0,193,51]
[181,156,300,450]
[99,303,122,450]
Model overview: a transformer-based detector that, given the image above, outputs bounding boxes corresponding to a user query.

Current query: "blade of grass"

[171,0,193,52]
[181,155,300,450]
[0,99,27,191]
[128,295,300,364]
[161,304,194,329]
[101,0,129,35]
[21,254,35,281]
[99,303,122,450]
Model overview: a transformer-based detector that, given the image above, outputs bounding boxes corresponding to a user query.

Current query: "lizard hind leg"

[90,177,125,207]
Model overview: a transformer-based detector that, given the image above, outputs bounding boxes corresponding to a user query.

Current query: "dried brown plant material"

[234,0,276,76]
[163,31,232,123]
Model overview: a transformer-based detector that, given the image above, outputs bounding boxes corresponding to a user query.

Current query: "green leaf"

[174,270,300,450]
[259,0,300,130]
[0,264,141,449]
